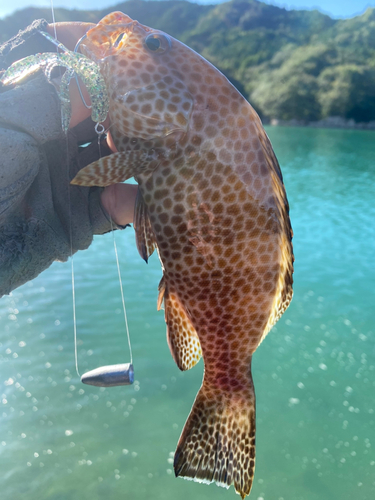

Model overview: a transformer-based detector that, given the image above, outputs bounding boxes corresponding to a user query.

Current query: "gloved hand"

[0,20,137,296]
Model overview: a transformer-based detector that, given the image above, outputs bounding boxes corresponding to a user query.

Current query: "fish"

[71,12,294,498]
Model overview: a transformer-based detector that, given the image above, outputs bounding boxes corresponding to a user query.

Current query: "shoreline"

[267,116,375,130]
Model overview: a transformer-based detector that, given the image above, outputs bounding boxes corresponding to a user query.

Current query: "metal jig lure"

[81,363,134,387]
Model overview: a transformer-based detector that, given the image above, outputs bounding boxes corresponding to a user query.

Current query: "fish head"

[80,12,195,144]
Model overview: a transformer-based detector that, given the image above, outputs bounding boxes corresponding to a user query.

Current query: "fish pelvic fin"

[134,189,157,262]
[174,375,256,498]
[70,150,159,187]
[164,289,202,371]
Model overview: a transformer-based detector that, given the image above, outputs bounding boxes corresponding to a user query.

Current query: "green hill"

[1,0,375,122]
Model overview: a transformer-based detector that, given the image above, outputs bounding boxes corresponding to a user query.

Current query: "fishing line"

[71,254,80,377]
[49,1,134,384]
[50,0,58,41]
[65,109,79,378]
[73,34,92,112]
[48,0,81,378]
[94,122,133,363]
[94,121,133,363]
[48,0,81,379]
[110,217,133,365]
[78,140,135,386]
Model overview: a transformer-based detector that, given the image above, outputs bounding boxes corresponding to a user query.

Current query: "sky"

[0,0,374,21]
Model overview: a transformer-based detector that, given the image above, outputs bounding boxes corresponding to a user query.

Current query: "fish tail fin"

[174,373,256,499]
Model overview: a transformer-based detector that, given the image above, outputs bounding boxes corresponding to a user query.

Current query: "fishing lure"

[81,363,134,387]
[1,31,133,387]
[0,31,109,131]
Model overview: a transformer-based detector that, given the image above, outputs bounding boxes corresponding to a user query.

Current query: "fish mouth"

[81,12,150,61]
[80,12,191,141]
[81,24,136,61]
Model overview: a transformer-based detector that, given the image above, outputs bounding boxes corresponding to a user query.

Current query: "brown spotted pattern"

[71,149,158,186]
[71,12,294,499]
[159,281,203,371]
[175,375,256,497]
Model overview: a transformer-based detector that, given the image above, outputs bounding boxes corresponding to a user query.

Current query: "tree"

[251,71,321,120]
[318,65,375,122]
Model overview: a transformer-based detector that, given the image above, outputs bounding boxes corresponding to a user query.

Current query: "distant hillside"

[1,0,375,123]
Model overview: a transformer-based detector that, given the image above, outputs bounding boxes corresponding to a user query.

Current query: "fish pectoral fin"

[134,189,157,263]
[164,289,202,371]
[70,150,159,187]
[174,375,256,499]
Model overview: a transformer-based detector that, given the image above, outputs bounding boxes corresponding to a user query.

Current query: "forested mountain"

[1,0,374,123]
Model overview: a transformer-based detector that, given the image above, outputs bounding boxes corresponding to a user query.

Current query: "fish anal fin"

[164,290,202,371]
[174,374,256,499]
[134,189,157,262]
[70,150,158,187]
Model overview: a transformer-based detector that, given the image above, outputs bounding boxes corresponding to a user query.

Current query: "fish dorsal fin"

[70,149,159,187]
[134,189,157,262]
[162,287,202,371]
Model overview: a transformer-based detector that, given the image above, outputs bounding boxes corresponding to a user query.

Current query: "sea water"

[0,127,374,500]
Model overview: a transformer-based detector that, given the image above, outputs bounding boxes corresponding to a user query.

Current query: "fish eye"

[144,34,171,53]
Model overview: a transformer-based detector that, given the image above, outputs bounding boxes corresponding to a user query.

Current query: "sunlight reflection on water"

[0,127,374,500]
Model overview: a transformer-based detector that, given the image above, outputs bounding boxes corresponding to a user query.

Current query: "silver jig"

[81,363,134,387]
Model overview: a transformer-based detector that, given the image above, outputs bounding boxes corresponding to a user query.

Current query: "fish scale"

[71,11,294,498]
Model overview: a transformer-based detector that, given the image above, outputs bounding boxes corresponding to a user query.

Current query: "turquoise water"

[1,127,374,500]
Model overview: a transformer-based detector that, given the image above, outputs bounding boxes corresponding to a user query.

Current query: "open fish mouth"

[80,23,135,60]
[80,13,157,61]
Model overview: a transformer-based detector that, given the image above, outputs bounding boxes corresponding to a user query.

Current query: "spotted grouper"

[71,11,294,498]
